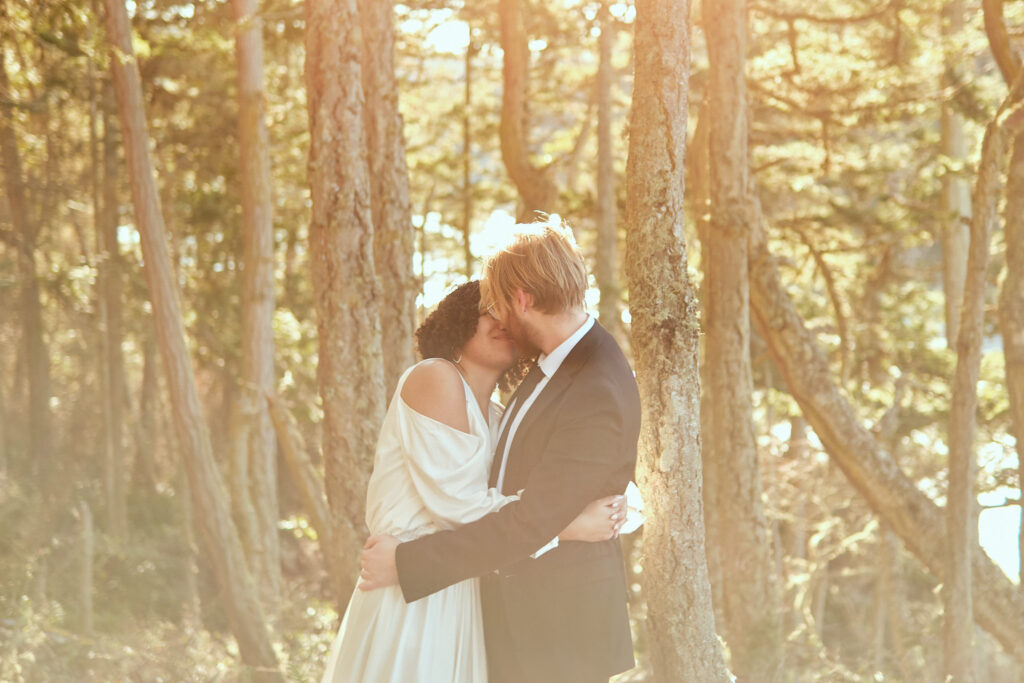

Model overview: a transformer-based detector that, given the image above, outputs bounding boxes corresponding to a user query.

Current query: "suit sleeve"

[395,368,638,602]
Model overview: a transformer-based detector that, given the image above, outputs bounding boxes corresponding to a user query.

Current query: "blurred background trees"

[0,0,1021,680]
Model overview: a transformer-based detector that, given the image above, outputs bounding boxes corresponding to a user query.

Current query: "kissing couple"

[321,219,643,683]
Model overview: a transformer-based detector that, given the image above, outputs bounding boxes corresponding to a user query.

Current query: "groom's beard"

[505,311,541,357]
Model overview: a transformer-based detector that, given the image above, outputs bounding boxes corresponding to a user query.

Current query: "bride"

[321,281,625,682]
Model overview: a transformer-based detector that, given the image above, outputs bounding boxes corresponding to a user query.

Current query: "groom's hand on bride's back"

[358,534,400,591]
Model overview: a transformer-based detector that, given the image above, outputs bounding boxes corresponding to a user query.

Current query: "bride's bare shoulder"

[400,359,470,433]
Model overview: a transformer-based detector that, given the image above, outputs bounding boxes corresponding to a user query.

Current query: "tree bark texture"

[747,87,1024,663]
[625,0,732,679]
[595,0,622,338]
[233,0,282,612]
[702,0,781,676]
[104,1,280,675]
[0,44,55,502]
[498,0,558,219]
[358,0,416,395]
[305,0,387,609]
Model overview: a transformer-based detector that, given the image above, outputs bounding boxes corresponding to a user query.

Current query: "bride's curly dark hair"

[415,280,532,392]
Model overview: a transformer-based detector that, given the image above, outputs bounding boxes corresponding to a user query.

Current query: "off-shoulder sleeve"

[396,396,517,529]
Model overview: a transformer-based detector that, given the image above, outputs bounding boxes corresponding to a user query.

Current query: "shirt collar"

[537,315,595,378]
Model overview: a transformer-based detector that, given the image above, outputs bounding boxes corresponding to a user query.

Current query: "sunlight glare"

[426,20,470,54]
[979,488,1021,583]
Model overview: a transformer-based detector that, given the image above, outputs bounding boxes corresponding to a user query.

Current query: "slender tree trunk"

[688,100,727,626]
[944,75,1023,683]
[986,0,1024,603]
[595,0,621,339]
[232,0,282,613]
[102,80,128,535]
[104,1,280,674]
[702,0,781,676]
[305,0,386,610]
[746,84,1024,663]
[625,0,731,678]
[266,393,334,561]
[1000,134,1024,599]
[939,0,972,347]
[0,41,55,504]
[498,0,558,219]
[359,0,416,395]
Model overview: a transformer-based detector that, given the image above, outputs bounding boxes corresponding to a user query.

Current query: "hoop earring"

[453,353,463,364]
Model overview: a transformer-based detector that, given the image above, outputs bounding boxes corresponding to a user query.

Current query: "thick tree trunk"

[498,0,558,219]
[305,0,386,610]
[232,0,282,613]
[625,0,731,679]
[939,0,972,347]
[747,88,1024,664]
[359,0,416,395]
[701,0,781,676]
[595,0,621,338]
[0,46,55,503]
[104,1,280,675]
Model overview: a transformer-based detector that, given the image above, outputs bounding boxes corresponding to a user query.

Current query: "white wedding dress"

[321,360,513,683]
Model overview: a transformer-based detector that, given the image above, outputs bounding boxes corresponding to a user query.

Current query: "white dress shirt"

[494,315,596,557]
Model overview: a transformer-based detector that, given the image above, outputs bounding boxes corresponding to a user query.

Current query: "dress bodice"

[364,360,511,541]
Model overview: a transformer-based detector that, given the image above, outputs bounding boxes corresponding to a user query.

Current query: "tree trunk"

[0,41,55,505]
[746,86,1024,664]
[266,393,335,570]
[305,0,386,610]
[987,0,1024,603]
[701,0,781,676]
[944,75,1023,683]
[498,0,558,219]
[103,1,280,675]
[595,0,622,339]
[99,77,128,534]
[359,0,416,396]
[939,0,972,347]
[232,0,282,613]
[1000,134,1024,599]
[624,0,731,679]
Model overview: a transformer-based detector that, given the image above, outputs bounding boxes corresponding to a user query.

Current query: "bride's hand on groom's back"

[359,534,401,591]
[558,495,626,542]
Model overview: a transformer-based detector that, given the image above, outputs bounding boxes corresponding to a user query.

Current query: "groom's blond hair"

[482,217,588,315]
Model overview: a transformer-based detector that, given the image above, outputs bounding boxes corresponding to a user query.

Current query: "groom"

[360,219,641,682]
